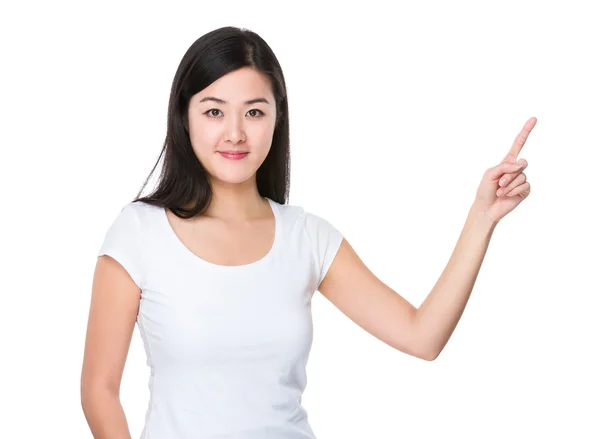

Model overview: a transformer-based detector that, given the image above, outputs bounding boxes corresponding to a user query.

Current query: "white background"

[2,0,599,437]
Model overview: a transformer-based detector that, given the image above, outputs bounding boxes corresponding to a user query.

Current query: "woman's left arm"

[318,117,537,361]
[412,206,497,360]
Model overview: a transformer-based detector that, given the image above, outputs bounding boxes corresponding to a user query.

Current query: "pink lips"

[219,152,249,160]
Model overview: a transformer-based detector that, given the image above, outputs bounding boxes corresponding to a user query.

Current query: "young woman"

[81,26,535,439]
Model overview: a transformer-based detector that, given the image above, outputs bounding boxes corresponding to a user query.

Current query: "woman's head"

[134,26,290,218]
[187,67,277,189]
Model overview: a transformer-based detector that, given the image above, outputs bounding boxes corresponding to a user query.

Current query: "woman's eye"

[204,109,265,118]
[206,109,222,118]
[247,109,265,118]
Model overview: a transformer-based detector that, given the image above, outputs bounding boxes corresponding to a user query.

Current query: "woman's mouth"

[218,152,249,160]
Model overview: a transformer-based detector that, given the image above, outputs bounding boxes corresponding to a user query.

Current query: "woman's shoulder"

[276,200,339,236]
[121,200,163,220]
[275,199,305,216]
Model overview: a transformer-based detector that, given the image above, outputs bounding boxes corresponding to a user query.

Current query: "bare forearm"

[415,204,497,360]
[81,387,132,439]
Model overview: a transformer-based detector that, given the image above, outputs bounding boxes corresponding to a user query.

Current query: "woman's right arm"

[80,255,141,439]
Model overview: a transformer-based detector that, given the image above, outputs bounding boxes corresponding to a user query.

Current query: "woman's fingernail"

[497,189,503,196]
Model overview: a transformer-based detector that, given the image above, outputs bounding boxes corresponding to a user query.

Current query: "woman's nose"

[224,116,246,143]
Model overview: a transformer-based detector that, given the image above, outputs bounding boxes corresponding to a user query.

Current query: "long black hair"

[133,26,291,219]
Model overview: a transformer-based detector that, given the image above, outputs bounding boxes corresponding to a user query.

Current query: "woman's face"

[186,67,278,186]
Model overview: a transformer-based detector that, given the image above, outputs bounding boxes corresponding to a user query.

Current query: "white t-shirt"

[96,197,344,439]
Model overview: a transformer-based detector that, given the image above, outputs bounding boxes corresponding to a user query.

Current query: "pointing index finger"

[503,117,537,163]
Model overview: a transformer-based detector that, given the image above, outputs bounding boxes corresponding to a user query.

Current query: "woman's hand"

[472,117,537,224]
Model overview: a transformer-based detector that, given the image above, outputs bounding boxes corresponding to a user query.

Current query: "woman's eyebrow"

[198,96,270,105]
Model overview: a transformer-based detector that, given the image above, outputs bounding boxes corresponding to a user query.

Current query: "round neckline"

[160,197,281,270]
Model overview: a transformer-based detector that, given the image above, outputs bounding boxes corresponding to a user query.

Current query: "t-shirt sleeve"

[97,203,145,289]
[303,211,344,290]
